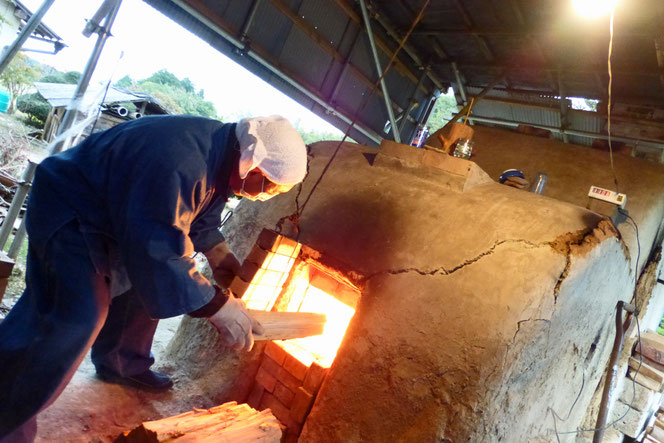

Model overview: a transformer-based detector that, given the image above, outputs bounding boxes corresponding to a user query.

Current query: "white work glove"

[208,294,265,352]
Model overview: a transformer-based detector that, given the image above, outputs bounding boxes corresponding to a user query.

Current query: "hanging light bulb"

[573,0,619,18]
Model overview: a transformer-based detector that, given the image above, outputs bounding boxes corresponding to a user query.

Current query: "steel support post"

[0,0,56,75]
[451,61,468,105]
[51,0,122,155]
[358,0,400,142]
[0,161,37,250]
[8,218,27,259]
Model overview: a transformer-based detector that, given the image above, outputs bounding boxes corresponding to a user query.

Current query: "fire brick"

[264,341,287,366]
[273,381,295,408]
[303,362,328,394]
[237,260,260,283]
[229,276,250,298]
[283,353,308,381]
[261,355,302,392]
[256,229,279,251]
[245,244,271,268]
[246,383,264,410]
[261,392,301,434]
[290,387,315,424]
[255,367,277,393]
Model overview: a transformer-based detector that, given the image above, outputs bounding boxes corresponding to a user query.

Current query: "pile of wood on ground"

[115,401,283,442]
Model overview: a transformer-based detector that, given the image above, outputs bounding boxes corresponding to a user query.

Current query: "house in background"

[33,82,169,142]
[0,0,65,55]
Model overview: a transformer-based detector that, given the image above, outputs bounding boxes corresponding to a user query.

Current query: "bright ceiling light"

[573,0,619,18]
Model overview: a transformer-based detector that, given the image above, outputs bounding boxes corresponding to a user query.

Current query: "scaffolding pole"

[51,0,123,155]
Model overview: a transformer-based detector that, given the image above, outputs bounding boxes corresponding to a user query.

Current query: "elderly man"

[0,115,307,441]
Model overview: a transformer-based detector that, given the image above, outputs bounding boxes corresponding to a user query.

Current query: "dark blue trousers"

[0,221,158,439]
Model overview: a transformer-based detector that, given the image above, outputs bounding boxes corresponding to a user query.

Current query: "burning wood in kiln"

[115,401,282,442]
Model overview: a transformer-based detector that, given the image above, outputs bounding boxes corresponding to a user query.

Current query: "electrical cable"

[551,210,642,439]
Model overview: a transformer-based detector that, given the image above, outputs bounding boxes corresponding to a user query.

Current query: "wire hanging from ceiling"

[276,0,432,237]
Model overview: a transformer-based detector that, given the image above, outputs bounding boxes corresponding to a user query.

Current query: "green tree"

[39,71,81,84]
[427,89,460,132]
[115,75,134,89]
[17,92,50,127]
[128,70,217,118]
[0,53,41,114]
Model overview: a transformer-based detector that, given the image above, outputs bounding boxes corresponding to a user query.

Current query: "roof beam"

[443,62,664,78]
[468,115,664,150]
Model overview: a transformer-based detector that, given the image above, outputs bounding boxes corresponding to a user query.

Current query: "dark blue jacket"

[26,115,239,319]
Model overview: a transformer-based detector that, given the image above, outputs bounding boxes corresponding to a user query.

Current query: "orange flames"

[240,241,359,369]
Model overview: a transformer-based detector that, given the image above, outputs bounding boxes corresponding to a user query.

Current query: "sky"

[19,0,342,133]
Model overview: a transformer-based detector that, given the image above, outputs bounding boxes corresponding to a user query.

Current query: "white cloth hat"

[235,115,307,185]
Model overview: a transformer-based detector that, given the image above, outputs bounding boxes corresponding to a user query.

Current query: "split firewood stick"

[248,310,326,341]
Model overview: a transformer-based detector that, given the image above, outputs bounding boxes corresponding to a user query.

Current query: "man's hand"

[204,242,241,287]
[208,293,265,352]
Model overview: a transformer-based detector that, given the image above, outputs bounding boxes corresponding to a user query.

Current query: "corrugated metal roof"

[143,0,664,148]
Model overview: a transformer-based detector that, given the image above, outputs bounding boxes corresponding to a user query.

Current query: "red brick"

[229,276,251,298]
[256,367,277,392]
[256,229,280,252]
[246,383,264,409]
[261,355,302,392]
[273,381,295,408]
[264,341,287,366]
[245,245,271,267]
[237,260,260,283]
[283,353,307,381]
[303,362,329,394]
[290,387,315,424]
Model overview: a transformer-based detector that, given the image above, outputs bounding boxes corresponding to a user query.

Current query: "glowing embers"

[275,263,359,368]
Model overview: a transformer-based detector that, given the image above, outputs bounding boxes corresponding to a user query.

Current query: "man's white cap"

[236,115,307,186]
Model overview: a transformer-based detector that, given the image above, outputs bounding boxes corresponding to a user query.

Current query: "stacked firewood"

[629,331,664,442]
[606,331,664,441]
[115,401,282,442]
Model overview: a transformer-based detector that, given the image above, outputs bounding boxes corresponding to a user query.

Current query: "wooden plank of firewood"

[629,369,664,392]
[651,425,664,443]
[637,332,664,366]
[116,401,282,442]
[656,418,664,431]
[629,357,664,384]
[249,310,326,341]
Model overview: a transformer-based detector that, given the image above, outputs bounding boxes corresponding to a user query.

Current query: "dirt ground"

[35,316,191,442]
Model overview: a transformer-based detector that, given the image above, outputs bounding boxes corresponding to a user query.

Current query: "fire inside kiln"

[229,229,361,440]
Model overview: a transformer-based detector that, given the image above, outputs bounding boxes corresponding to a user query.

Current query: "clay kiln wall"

[186,127,664,441]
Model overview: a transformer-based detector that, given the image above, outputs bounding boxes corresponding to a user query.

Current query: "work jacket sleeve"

[118,165,215,319]
[188,195,227,253]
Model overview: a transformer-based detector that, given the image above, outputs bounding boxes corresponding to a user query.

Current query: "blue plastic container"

[0,90,9,113]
